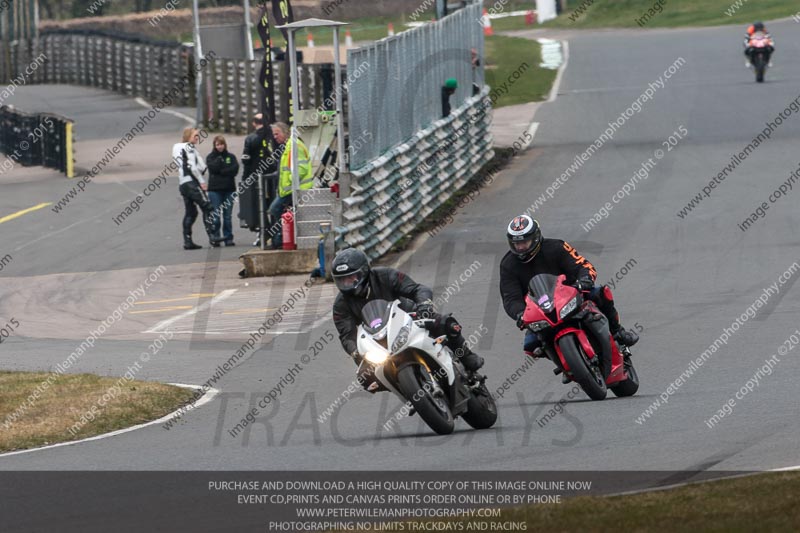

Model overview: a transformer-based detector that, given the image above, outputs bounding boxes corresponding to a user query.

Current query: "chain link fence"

[346,1,484,170]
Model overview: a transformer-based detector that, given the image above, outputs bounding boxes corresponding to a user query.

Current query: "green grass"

[0,371,197,452]
[330,471,800,532]
[485,35,558,107]
[546,0,799,29]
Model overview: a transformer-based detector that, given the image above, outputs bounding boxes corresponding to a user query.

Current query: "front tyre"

[397,364,454,435]
[461,382,498,429]
[557,335,607,401]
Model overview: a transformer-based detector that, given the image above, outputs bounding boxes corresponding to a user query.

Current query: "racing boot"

[458,345,485,372]
[612,325,639,347]
[183,233,202,250]
[441,315,484,372]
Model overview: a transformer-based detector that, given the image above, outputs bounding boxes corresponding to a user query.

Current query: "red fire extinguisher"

[282,209,296,250]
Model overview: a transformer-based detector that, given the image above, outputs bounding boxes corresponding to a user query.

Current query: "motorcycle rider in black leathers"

[499,215,638,358]
[331,248,484,376]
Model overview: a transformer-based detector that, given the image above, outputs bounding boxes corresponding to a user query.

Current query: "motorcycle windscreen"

[528,273,560,312]
[361,299,393,335]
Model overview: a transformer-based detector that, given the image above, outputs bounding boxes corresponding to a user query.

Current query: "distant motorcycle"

[747,32,774,83]
[521,274,639,400]
[356,299,497,435]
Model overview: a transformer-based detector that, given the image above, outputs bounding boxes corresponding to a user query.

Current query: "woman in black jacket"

[206,135,240,246]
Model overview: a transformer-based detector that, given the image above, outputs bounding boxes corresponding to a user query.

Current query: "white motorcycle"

[356,299,497,435]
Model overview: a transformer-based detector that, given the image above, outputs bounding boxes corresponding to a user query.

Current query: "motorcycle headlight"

[529,320,550,332]
[372,326,388,341]
[364,348,390,365]
[559,297,578,319]
[391,325,411,353]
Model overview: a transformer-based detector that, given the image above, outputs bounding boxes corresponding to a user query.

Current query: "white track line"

[523,122,539,149]
[135,97,195,123]
[547,40,569,103]
[144,289,238,333]
[0,384,219,459]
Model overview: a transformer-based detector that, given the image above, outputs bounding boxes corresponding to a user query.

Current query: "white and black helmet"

[507,215,542,263]
[332,248,370,297]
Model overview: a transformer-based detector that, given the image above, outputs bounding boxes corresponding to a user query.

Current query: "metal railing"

[0,106,74,177]
[346,1,484,169]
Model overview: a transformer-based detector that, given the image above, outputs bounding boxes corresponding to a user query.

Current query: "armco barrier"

[340,88,493,259]
[0,106,75,177]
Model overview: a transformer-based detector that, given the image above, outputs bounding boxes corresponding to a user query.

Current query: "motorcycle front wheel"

[397,364,455,435]
[557,335,607,400]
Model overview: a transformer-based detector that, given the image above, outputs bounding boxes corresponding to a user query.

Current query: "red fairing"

[554,328,596,372]
[606,335,628,385]
[523,294,548,324]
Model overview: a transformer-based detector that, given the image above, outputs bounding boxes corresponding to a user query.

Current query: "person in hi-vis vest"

[268,122,312,249]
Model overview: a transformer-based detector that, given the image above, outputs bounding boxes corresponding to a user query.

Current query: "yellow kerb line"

[0,203,52,225]
[134,293,217,305]
[129,306,194,314]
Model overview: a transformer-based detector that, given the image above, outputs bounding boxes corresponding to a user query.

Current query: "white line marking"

[394,233,431,269]
[135,97,195,123]
[547,40,569,103]
[0,384,219,459]
[144,289,238,333]
[523,122,539,149]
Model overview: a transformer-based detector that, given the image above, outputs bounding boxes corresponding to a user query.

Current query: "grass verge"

[546,0,799,29]
[484,34,558,107]
[0,371,197,453]
[330,471,800,532]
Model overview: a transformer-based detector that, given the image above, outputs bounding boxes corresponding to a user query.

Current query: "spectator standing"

[240,114,276,238]
[173,127,221,250]
[269,122,312,250]
[206,135,240,246]
[441,77,458,117]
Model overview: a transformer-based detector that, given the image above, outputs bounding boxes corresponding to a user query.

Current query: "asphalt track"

[1,20,799,482]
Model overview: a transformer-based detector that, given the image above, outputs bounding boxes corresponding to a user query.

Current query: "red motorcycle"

[521,273,639,400]
[747,32,774,83]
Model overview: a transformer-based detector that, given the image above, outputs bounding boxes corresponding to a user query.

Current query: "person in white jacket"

[173,127,221,250]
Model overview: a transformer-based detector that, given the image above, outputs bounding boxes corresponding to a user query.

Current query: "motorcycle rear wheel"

[557,335,607,400]
[755,55,765,82]
[397,364,455,435]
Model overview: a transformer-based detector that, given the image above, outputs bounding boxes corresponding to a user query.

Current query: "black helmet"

[332,248,370,297]
[507,215,542,263]
[753,21,764,32]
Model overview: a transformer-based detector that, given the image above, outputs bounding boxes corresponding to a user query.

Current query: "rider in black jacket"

[331,248,484,373]
[499,215,638,356]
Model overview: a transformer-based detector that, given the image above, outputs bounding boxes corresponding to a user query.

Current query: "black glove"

[573,278,594,292]
[515,311,526,330]
[350,350,363,366]
[415,300,434,319]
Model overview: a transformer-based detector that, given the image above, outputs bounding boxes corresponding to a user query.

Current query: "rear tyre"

[755,55,765,82]
[610,357,640,397]
[397,364,454,435]
[557,335,607,400]
[461,383,498,429]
